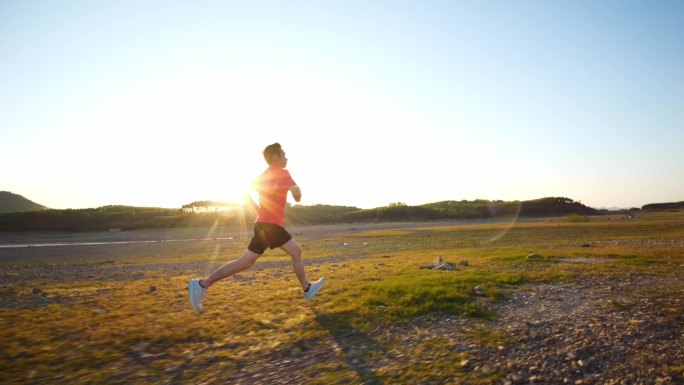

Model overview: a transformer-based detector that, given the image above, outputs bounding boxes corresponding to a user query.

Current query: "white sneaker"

[188,279,206,313]
[303,277,325,301]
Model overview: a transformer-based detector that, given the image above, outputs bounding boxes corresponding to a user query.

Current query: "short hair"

[263,143,282,165]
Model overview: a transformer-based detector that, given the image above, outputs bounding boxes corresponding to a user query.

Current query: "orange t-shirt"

[252,166,296,226]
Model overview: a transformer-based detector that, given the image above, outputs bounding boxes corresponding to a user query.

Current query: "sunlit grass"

[1,211,682,383]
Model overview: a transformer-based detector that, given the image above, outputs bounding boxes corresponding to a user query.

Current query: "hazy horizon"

[2,1,683,211]
[3,189,671,212]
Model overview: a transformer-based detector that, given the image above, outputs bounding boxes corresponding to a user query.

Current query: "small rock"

[507,373,524,384]
[420,256,457,270]
[458,260,469,266]
[149,286,157,293]
[434,262,455,270]
[32,288,44,295]
[581,243,591,247]
[527,253,543,260]
[135,342,150,352]
[205,354,218,363]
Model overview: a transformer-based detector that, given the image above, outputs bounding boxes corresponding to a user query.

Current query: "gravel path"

[0,254,368,287]
[483,274,683,384]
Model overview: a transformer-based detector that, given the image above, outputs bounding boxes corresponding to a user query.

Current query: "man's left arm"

[289,185,301,202]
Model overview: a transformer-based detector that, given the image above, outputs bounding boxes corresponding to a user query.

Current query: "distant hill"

[0,191,48,213]
[336,197,598,222]
[642,201,684,210]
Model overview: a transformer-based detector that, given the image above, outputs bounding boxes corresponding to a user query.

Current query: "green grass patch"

[360,275,491,318]
[565,213,590,222]
[467,328,512,348]
[613,254,664,265]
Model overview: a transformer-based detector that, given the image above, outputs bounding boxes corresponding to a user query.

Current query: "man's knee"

[239,252,260,269]
[241,259,255,269]
[289,245,302,260]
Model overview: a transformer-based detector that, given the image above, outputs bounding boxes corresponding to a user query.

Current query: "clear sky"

[2,0,683,210]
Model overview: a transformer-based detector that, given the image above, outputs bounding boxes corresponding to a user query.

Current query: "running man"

[188,143,325,313]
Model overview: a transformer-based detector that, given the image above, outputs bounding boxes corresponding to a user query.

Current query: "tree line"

[641,201,684,210]
[0,197,600,232]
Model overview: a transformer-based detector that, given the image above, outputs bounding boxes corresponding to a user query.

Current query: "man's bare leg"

[280,238,309,291]
[200,249,261,289]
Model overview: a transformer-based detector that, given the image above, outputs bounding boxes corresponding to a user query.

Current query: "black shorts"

[247,222,293,254]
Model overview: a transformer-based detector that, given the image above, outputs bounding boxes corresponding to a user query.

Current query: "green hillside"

[0,191,48,213]
[337,197,598,222]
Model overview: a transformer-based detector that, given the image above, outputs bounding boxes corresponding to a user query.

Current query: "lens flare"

[481,200,523,244]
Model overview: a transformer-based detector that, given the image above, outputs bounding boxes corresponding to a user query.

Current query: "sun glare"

[30,68,447,210]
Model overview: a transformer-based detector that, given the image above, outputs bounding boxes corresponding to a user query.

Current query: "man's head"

[263,142,288,167]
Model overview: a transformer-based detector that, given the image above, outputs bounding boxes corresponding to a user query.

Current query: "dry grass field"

[1,211,682,384]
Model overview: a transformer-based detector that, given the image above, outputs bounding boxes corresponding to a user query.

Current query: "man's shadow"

[314,310,387,385]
